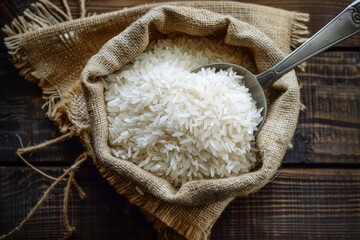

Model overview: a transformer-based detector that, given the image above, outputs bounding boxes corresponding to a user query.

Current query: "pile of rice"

[103,35,263,187]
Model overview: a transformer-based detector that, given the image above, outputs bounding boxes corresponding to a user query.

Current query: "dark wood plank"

[212,168,360,239]
[284,51,360,164]
[1,1,359,239]
[0,0,36,31]
[0,41,83,163]
[1,166,360,239]
[0,164,157,240]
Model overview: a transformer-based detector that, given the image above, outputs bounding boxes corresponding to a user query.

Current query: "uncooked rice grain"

[103,35,263,187]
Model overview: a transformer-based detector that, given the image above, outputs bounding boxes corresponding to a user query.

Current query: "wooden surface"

[0,0,359,239]
[2,167,360,239]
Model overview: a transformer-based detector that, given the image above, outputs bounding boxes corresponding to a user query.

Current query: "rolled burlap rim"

[2,1,309,239]
[81,5,301,205]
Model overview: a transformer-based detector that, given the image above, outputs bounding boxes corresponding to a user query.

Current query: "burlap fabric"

[3,0,308,239]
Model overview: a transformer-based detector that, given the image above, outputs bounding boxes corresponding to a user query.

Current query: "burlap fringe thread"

[0,0,91,239]
[1,0,310,239]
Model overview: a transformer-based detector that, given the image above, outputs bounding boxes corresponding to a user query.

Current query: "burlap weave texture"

[3,1,308,239]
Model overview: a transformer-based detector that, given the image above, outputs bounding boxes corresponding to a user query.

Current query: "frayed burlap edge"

[2,1,309,239]
[3,0,309,124]
[0,0,92,239]
[95,160,229,240]
[81,4,305,205]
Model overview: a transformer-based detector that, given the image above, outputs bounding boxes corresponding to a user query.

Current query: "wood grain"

[284,51,360,164]
[213,168,360,239]
[0,0,35,27]
[1,166,360,239]
[1,1,359,239]
[0,165,157,240]
[0,41,83,164]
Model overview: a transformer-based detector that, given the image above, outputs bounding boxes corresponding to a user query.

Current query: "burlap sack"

[3,0,308,239]
[82,4,300,205]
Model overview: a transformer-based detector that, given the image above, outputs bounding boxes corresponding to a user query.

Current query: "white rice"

[103,35,263,187]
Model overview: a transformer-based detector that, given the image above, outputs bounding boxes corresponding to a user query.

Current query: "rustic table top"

[1,0,359,239]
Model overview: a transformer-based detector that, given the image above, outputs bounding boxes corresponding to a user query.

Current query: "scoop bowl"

[193,0,360,133]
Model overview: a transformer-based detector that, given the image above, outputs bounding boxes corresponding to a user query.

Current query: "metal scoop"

[193,0,360,132]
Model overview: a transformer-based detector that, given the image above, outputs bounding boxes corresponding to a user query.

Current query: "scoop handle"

[256,0,360,88]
